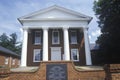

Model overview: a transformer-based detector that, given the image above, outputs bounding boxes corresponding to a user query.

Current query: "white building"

[18,5,92,67]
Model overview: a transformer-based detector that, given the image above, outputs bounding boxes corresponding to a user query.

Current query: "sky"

[0,0,101,43]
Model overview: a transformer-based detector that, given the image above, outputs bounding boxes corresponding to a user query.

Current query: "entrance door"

[51,47,61,61]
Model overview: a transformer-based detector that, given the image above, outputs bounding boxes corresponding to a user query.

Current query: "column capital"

[62,26,69,30]
[23,28,28,31]
[22,26,29,30]
[42,27,48,30]
[22,28,31,34]
[83,27,89,30]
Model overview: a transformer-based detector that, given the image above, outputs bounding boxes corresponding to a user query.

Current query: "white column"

[21,29,28,67]
[83,27,92,65]
[63,27,70,61]
[43,28,48,61]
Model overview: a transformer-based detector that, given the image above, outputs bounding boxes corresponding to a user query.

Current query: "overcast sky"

[0,0,101,43]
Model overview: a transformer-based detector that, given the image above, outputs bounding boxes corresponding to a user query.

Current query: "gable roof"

[18,5,92,24]
[19,5,92,19]
[0,46,20,58]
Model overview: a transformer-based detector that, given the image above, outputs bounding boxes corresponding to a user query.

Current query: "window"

[12,59,15,65]
[52,31,60,44]
[33,49,42,62]
[5,57,9,64]
[34,31,41,44]
[70,31,77,44]
[18,60,20,65]
[71,49,79,61]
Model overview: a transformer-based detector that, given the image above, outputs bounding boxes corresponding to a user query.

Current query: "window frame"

[71,48,79,61]
[70,30,77,44]
[52,30,60,44]
[33,49,42,62]
[34,31,42,45]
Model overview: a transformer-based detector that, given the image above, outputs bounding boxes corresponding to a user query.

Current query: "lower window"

[12,59,15,65]
[33,49,42,62]
[71,49,79,61]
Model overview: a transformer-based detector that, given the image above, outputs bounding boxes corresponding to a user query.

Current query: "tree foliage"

[0,33,22,55]
[93,0,120,64]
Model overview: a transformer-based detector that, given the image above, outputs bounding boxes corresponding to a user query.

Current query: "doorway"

[51,47,61,61]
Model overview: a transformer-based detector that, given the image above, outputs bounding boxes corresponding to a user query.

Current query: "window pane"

[35,31,41,44]
[52,31,59,44]
[35,53,40,61]
[70,31,77,44]
[71,49,79,61]
[12,59,15,65]
[34,49,42,62]
[5,57,9,64]
[72,50,77,60]
[54,32,58,43]
[35,37,41,43]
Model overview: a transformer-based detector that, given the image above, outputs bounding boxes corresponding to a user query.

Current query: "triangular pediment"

[19,5,92,20]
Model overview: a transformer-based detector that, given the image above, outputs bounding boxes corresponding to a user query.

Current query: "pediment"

[19,5,92,20]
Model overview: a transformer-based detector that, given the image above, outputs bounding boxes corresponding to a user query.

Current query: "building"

[18,5,92,67]
[0,46,20,68]
[90,44,99,51]
[90,44,100,65]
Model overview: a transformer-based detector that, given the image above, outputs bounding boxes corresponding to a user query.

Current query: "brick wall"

[104,64,120,80]
[10,57,20,68]
[0,52,20,68]
[0,62,120,80]
[0,54,5,66]
[0,61,106,80]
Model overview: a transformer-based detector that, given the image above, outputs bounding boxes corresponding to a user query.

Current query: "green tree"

[0,33,11,49]
[93,0,120,64]
[0,33,21,55]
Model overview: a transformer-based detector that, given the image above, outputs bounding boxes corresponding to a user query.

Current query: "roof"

[0,46,20,58]
[18,5,92,25]
[90,44,99,50]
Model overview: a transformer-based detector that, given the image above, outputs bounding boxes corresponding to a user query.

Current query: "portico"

[18,5,92,67]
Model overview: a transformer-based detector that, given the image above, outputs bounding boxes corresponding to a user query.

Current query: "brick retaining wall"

[0,61,120,80]
[104,64,120,80]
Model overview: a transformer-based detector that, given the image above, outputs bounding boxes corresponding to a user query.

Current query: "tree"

[0,33,21,55]
[0,33,10,48]
[93,0,120,64]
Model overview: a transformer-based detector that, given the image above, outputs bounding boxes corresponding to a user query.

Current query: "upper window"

[33,49,42,62]
[34,31,41,45]
[71,49,79,61]
[70,31,77,44]
[52,31,60,44]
